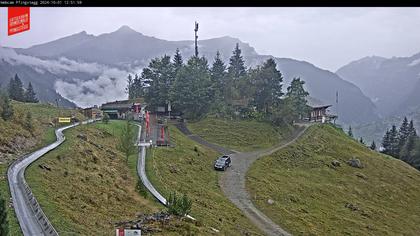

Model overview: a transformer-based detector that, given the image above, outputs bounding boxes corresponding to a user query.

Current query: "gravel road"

[177,122,310,236]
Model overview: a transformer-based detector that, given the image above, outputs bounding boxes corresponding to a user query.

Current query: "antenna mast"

[194,21,199,57]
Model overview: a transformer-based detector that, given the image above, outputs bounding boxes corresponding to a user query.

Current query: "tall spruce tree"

[387,125,400,157]
[173,48,183,73]
[286,77,310,119]
[211,51,227,100]
[143,55,175,109]
[8,74,24,101]
[25,82,38,103]
[251,58,283,114]
[400,135,417,162]
[382,129,391,155]
[130,74,148,99]
[408,120,417,137]
[398,117,410,151]
[170,56,212,119]
[126,74,134,99]
[228,43,246,79]
[359,137,365,145]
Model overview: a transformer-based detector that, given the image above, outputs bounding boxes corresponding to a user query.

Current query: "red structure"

[145,111,150,136]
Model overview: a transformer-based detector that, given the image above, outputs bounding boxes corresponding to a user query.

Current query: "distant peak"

[74,30,88,36]
[115,25,138,34]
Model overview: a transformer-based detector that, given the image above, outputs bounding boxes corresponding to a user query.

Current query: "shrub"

[167,191,192,216]
[102,113,110,124]
[136,180,148,198]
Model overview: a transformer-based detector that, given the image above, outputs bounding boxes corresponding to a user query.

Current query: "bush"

[136,180,148,198]
[0,194,8,236]
[0,93,13,121]
[24,112,34,134]
[167,192,192,216]
[102,113,110,124]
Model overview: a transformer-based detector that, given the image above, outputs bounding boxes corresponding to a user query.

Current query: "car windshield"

[216,160,225,164]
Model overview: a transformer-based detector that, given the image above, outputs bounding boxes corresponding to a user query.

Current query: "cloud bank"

[0,47,131,107]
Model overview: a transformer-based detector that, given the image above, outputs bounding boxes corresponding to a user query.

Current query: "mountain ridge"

[337,52,420,116]
[4,26,378,123]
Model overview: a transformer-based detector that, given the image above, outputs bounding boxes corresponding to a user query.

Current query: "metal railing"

[23,181,59,236]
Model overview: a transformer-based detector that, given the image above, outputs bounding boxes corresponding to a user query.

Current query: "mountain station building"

[308,105,337,123]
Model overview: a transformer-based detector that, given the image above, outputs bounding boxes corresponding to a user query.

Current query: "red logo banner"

[8,7,30,36]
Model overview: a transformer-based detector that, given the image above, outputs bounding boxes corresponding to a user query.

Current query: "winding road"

[177,122,310,236]
[8,120,95,236]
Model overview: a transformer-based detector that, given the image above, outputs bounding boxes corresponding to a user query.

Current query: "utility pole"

[194,21,199,57]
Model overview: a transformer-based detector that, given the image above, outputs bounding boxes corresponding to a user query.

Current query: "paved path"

[176,122,310,236]
[8,119,96,236]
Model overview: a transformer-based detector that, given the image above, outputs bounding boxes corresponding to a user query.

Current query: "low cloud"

[54,70,128,108]
[0,47,131,108]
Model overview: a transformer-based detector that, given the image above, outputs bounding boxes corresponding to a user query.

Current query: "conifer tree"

[359,137,365,145]
[170,56,212,119]
[408,120,417,137]
[384,125,400,157]
[251,58,284,114]
[397,117,410,150]
[24,82,38,103]
[173,48,183,73]
[143,55,175,109]
[382,129,391,155]
[348,126,353,137]
[286,77,309,119]
[370,140,376,150]
[126,74,134,99]
[8,74,24,101]
[228,43,246,79]
[210,51,227,111]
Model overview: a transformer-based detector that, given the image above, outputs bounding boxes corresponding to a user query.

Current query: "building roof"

[311,105,332,110]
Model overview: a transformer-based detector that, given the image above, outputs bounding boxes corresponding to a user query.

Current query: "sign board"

[157,106,165,112]
[115,229,141,236]
[58,117,71,123]
[8,7,30,36]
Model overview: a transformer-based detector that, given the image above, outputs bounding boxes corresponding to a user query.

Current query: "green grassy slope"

[187,117,291,152]
[247,124,420,235]
[25,121,158,235]
[0,102,84,236]
[146,125,264,235]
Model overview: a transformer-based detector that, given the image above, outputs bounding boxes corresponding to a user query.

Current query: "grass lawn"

[247,124,420,235]
[25,120,163,235]
[146,125,264,235]
[187,117,291,152]
[0,102,83,236]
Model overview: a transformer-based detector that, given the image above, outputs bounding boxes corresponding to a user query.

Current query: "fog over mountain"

[2,26,380,124]
[337,53,420,117]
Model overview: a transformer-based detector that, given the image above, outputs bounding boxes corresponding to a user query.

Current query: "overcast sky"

[1,7,420,71]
